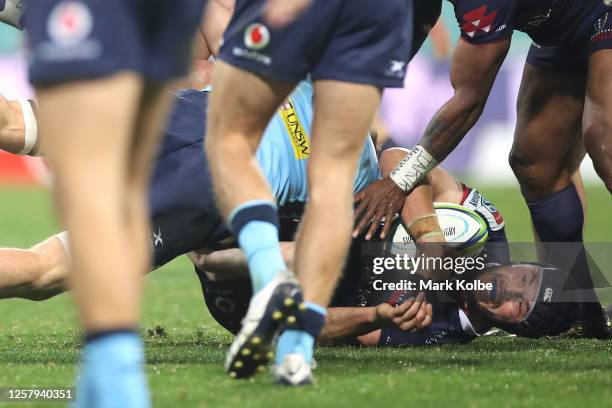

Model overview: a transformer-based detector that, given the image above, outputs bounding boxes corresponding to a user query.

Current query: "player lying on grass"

[354,0,612,338]
[194,249,583,345]
[0,81,597,349]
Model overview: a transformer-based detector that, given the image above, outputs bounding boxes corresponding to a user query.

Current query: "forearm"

[380,149,441,239]
[390,39,509,193]
[419,94,485,162]
[318,307,380,344]
[0,98,26,154]
[194,242,295,279]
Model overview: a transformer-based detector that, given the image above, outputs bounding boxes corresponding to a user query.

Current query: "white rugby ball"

[385,202,488,257]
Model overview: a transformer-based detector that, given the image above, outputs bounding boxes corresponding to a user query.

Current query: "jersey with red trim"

[460,185,505,232]
[449,0,603,47]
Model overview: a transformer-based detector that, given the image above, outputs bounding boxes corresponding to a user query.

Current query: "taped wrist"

[389,145,438,192]
[0,0,25,30]
[17,100,39,156]
[408,214,443,241]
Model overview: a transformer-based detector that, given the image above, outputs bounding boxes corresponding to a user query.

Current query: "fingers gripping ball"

[386,203,488,258]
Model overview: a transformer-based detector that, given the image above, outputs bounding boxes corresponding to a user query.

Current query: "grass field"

[0,185,610,408]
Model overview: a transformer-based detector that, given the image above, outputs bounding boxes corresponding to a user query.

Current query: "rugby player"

[204,0,415,384]
[1,81,595,354]
[354,0,612,338]
[22,0,205,405]
[195,253,582,346]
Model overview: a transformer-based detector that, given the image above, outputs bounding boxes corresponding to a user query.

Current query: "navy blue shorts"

[26,0,204,84]
[220,0,414,88]
[527,6,612,76]
[149,89,230,267]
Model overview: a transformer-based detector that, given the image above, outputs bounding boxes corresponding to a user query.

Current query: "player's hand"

[374,292,433,332]
[353,178,406,240]
[263,0,312,28]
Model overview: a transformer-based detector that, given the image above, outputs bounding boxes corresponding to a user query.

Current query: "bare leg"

[510,63,586,201]
[206,61,295,216]
[37,73,144,331]
[296,80,381,306]
[583,49,612,193]
[510,63,608,336]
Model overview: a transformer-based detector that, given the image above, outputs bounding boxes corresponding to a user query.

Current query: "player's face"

[470,264,541,324]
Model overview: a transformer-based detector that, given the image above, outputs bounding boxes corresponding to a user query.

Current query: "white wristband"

[55,231,71,259]
[0,0,25,30]
[17,99,39,156]
[389,145,438,192]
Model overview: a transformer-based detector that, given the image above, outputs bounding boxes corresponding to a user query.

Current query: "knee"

[509,145,563,194]
[583,118,612,192]
[508,147,542,188]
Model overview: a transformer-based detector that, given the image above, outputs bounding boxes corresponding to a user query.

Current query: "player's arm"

[353,39,510,239]
[0,94,40,155]
[192,242,296,280]
[319,293,432,345]
[0,0,25,30]
[391,38,511,191]
[354,148,444,241]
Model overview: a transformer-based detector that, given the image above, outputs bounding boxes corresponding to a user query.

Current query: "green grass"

[0,185,610,407]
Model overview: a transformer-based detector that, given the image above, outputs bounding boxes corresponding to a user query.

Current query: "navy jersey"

[449,0,608,49]
[379,291,477,347]
[150,82,380,266]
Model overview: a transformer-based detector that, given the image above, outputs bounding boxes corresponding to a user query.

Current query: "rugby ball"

[385,202,488,257]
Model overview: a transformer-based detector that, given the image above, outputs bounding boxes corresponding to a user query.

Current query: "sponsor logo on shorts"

[232,46,271,65]
[244,23,270,50]
[279,100,311,160]
[543,287,553,302]
[48,1,92,47]
[37,1,101,62]
[461,5,497,38]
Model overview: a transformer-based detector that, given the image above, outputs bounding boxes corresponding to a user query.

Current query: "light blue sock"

[276,330,315,364]
[276,302,327,364]
[238,221,286,292]
[75,332,149,408]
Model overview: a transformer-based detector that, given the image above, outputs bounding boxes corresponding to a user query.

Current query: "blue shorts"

[220,0,414,88]
[26,0,204,84]
[526,5,612,76]
[149,90,230,267]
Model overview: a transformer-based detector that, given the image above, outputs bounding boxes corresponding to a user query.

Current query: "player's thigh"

[583,49,612,190]
[510,62,585,197]
[37,74,143,205]
[309,80,381,186]
[206,61,295,151]
[127,82,176,190]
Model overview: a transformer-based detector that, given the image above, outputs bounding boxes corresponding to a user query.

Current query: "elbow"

[457,90,487,119]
